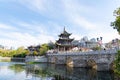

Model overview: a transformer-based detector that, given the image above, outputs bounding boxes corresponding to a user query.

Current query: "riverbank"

[0,56,11,62]
[0,56,25,62]
[25,56,47,63]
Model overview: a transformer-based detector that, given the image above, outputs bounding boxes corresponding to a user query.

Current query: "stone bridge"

[47,49,117,71]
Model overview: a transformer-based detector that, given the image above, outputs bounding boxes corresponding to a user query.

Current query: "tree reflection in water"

[8,64,25,74]
[0,62,118,80]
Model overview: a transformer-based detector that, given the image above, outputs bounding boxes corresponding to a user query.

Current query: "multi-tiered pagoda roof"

[56,27,74,51]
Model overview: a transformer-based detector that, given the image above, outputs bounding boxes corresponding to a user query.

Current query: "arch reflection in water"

[87,59,97,69]
[0,62,117,80]
[66,57,74,67]
[25,63,115,80]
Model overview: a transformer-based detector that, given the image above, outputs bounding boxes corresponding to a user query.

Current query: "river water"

[0,62,119,80]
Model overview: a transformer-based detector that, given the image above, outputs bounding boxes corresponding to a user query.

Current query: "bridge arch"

[87,59,97,69]
[51,57,58,64]
[66,57,73,67]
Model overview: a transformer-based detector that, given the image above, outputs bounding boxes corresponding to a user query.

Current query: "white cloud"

[61,0,97,30]
[0,32,55,49]
[0,0,120,49]
[61,0,120,43]
[19,0,46,12]
[71,34,82,40]
[72,16,97,30]
[0,24,16,30]
[0,23,55,48]
[71,29,120,43]
[88,28,120,43]
[19,0,65,19]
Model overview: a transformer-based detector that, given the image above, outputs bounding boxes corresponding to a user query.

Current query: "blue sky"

[0,0,120,48]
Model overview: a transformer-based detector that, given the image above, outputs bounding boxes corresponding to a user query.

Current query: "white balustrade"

[47,48,117,56]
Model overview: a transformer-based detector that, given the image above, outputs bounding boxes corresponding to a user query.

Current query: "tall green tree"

[40,44,48,56]
[111,7,120,34]
[114,50,120,75]
[33,51,38,56]
[111,7,120,75]
[16,46,25,54]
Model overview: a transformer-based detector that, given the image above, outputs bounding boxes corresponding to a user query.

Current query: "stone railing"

[47,49,117,56]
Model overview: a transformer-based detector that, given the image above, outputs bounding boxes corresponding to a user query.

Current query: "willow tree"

[111,7,120,34]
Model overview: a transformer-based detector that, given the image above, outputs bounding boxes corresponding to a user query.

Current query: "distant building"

[105,38,119,49]
[28,45,41,54]
[56,27,74,51]
[78,37,98,49]
[72,40,79,46]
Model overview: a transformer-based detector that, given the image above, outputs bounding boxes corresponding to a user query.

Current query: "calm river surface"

[0,62,119,80]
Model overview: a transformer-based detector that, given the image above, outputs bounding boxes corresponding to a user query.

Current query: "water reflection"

[25,63,115,80]
[0,62,119,80]
[8,64,25,73]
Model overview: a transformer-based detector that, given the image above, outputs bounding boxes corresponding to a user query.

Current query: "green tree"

[12,46,26,57]
[9,64,24,73]
[25,49,30,56]
[16,46,25,54]
[33,51,38,56]
[111,7,120,75]
[92,46,101,51]
[114,50,120,75]
[0,46,29,58]
[40,44,48,56]
[111,7,120,34]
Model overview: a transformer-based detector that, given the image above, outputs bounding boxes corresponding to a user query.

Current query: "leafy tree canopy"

[111,7,120,34]
[40,44,48,56]
[114,50,120,75]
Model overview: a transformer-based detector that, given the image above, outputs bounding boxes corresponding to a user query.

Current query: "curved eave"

[59,38,74,41]
[59,33,72,37]
[56,43,73,47]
